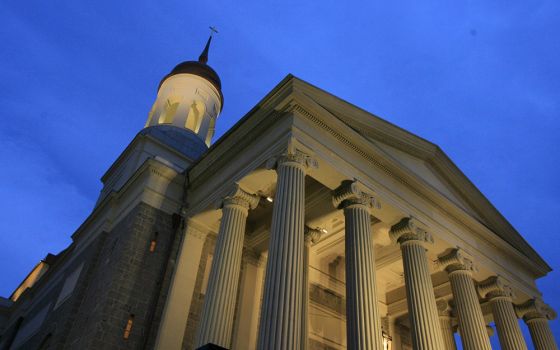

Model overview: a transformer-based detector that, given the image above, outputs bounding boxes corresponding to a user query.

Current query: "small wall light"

[382,331,392,350]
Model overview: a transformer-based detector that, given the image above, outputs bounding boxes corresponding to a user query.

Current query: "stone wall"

[64,202,176,349]
[0,202,179,350]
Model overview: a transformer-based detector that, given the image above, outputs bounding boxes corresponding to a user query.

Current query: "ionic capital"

[221,184,260,210]
[389,217,434,245]
[304,226,323,245]
[477,276,514,300]
[332,179,380,210]
[437,248,477,274]
[266,150,318,173]
[515,298,557,321]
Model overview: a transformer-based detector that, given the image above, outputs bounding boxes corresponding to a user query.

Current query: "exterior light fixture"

[382,331,392,350]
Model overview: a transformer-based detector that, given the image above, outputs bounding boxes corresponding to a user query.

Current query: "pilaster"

[302,227,322,350]
[155,222,208,350]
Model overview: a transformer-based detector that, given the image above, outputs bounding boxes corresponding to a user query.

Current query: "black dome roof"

[157,36,224,108]
[159,61,221,91]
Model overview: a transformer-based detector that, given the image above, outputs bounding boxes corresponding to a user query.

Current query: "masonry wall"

[65,202,176,350]
[0,233,106,350]
[0,202,179,350]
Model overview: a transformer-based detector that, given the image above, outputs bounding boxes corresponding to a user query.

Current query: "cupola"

[144,34,223,147]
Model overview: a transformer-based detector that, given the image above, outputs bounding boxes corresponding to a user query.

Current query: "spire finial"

[198,26,218,64]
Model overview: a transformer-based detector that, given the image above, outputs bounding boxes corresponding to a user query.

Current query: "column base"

[196,343,229,350]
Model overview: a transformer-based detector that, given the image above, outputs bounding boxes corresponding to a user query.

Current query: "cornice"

[72,158,183,242]
[100,129,198,184]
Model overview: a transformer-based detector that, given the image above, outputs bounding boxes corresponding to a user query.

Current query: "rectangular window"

[149,232,158,253]
[123,314,134,339]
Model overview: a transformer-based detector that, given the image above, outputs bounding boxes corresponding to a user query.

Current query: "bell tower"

[96,33,224,205]
[145,33,223,147]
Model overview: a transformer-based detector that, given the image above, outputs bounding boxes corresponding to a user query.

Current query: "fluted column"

[196,185,260,349]
[257,152,317,350]
[437,299,457,350]
[478,276,527,350]
[332,180,383,350]
[437,249,491,350]
[302,227,322,350]
[516,298,558,350]
[389,217,445,350]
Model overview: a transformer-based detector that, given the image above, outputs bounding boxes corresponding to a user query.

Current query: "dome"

[139,124,208,160]
[158,61,223,107]
[157,35,224,108]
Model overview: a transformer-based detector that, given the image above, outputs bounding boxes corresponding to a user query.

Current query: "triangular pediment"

[278,76,550,272]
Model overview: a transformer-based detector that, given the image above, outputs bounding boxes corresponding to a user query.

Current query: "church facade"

[0,37,557,350]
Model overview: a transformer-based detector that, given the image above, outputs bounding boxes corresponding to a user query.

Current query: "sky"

[1,0,559,347]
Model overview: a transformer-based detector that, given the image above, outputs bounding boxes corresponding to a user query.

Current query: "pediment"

[276,76,550,272]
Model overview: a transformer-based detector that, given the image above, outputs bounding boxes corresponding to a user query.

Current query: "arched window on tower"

[145,103,157,127]
[158,99,179,124]
[205,116,216,146]
[185,100,206,133]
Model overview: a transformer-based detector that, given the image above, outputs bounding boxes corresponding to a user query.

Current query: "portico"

[155,76,557,350]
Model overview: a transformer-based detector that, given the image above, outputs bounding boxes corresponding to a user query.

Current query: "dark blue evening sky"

[1,1,558,347]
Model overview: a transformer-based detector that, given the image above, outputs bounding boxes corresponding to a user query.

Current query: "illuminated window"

[149,232,158,253]
[185,100,206,132]
[145,104,156,127]
[123,314,134,339]
[158,100,179,124]
[205,116,216,146]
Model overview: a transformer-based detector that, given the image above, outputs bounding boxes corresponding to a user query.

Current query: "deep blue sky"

[1,0,558,347]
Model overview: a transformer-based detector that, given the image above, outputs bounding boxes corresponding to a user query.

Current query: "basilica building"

[0,36,557,350]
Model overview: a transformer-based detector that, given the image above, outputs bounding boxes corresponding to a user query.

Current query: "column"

[302,227,322,350]
[477,276,527,350]
[516,298,558,350]
[155,222,207,350]
[257,152,317,350]
[436,299,457,350]
[332,179,383,350]
[437,249,492,350]
[196,185,260,349]
[389,217,445,350]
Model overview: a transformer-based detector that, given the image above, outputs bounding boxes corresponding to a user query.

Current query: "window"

[158,100,179,124]
[149,232,158,253]
[145,104,157,127]
[123,314,134,339]
[185,100,205,132]
[205,116,216,146]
